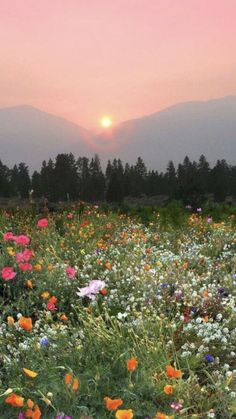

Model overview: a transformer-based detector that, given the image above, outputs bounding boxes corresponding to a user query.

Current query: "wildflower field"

[0,204,236,419]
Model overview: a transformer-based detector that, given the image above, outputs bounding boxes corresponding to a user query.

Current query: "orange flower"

[27,399,34,408]
[25,403,42,419]
[115,409,134,419]
[165,365,182,379]
[18,316,33,331]
[5,393,24,407]
[64,373,73,385]
[48,296,57,305]
[127,357,138,372]
[105,262,112,270]
[72,377,80,391]
[156,413,174,419]
[163,384,174,394]
[100,287,108,296]
[34,263,42,272]
[26,279,33,289]
[60,314,68,321]
[23,368,38,378]
[104,396,123,410]
[144,264,151,271]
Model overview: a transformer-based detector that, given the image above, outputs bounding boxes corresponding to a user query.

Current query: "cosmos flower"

[77,279,105,299]
[65,266,77,279]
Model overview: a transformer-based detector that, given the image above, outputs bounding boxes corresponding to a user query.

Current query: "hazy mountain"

[0,96,236,171]
[0,105,93,169]
[96,96,236,170]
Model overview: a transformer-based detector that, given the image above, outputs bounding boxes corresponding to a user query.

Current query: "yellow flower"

[41,291,50,300]
[7,316,15,326]
[7,247,15,256]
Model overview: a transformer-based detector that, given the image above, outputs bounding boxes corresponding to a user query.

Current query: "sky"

[0,0,236,129]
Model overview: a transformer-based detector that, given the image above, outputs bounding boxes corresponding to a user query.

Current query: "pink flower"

[3,231,15,241]
[47,301,56,311]
[14,235,30,246]
[65,267,77,279]
[67,213,73,219]
[18,263,33,271]
[37,218,48,228]
[16,249,33,263]
[1,267,17,281]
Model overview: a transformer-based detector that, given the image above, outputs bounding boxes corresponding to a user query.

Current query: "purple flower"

[40,336,49,346]
[207,217,212,224]
[77,279,106,299]
[196,207,202,213]
[204,354,214,362]
[18,414,25,419]
[171,401,183,411]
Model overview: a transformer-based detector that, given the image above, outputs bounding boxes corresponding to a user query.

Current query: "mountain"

[0,96,236,171]
[95,96,236,170]
[0,105,93,169]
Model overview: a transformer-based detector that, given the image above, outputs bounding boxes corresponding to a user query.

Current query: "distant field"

[0,204,236,418]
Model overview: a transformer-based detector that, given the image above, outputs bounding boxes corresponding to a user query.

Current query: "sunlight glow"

[100,116,112,128]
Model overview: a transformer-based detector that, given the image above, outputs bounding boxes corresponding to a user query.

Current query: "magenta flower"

[65,267,77,279]
[1,266,17,281]
[77,279,105,299]
[37,218,49,228]
[3,231,15,241]
[14,235,30,246]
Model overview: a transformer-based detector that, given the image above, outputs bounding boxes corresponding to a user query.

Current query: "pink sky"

[0,0,236,129]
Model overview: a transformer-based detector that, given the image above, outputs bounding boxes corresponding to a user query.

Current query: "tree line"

[0,154,235,205]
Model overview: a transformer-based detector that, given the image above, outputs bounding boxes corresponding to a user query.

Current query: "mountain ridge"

[0,95,236,170]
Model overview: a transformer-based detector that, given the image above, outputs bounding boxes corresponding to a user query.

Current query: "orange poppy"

[23,368,38,378]
[115,409,134,419]
[60,314,68,321]
[64,373,73,385]
[104,396,123,410]
[5,393,24,407]
[165,365,182,379]
[18,316,33,331]
[34,264,42,272]
[127,357,138,372]
[26,279,33,288]
[156,413,174,419]
[25,403,42,419]
[48,296,57,305]
[163,384,174,394]
[72,378,79,391]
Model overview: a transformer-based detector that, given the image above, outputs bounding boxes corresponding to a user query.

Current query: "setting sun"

[100,116,112,128]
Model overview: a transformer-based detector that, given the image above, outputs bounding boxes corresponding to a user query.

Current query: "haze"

[0,0,236,129]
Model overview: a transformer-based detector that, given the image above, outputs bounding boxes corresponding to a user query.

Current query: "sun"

[100,116,112,128]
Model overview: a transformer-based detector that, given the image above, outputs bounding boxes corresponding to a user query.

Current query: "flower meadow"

[0,204,236,418]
